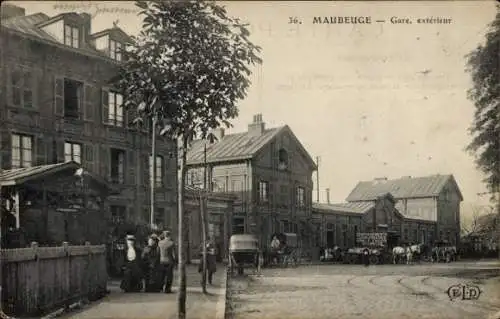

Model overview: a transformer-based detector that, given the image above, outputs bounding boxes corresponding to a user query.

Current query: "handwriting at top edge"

[52,3,139,17]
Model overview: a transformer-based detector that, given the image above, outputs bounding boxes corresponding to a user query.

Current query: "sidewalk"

[60,264,227,319]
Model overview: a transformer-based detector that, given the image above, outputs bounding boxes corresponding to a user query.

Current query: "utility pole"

[150,115,157,228]
[316,156,320,203]
[200,143,208,293]
[0,182,4,319]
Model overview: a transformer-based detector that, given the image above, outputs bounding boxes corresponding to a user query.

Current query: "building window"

[110,205,126,223]
[11,133,33,168]
[149,155,163,187]
[110,39,122,61]
[10,69,33,108]
[259,181,269,202]
[278,148,288,170]
[64,142,82,164]
[108,92,124,126]
[413,229,418,243]
[232,217,245,234]
[64,24,80,48]
[110,148,125,184]
[282,220,290,233]
[154,207,165,229]
[64,79,83,119]
[296,186,305,208]
[420,229,426,244]
[404,228,409,241]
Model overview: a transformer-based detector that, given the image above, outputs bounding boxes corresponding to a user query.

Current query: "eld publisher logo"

[447,284,482,301]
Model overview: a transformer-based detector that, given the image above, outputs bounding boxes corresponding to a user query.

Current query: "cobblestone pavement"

[226,260,500,319]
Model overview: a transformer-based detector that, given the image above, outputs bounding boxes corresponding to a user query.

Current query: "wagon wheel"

[369,255,379,265]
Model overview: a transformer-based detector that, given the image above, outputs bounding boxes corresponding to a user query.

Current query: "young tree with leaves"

[112,1,261,317]
[466,8,500,199]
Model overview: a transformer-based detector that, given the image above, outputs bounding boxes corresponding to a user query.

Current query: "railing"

[1,242,108,318]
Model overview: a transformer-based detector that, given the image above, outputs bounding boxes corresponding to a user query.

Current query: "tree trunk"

[177,137,188,319]
[200,191,207,293]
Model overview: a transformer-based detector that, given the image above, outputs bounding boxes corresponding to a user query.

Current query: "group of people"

[120,230,218,293]
[120,230,177,293]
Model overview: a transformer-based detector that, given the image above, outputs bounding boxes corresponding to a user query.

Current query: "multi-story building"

[0,4,178,238]
[185,114,317,251]
[345,174,463,245]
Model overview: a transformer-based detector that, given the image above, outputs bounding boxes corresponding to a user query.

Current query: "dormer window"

[64,24,80,48]
[110,39,122,61]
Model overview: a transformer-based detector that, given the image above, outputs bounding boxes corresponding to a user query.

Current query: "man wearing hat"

[158,230,176,293]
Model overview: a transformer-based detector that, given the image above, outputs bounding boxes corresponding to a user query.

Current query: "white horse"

[392,246,409,264]
[407,244,422,264]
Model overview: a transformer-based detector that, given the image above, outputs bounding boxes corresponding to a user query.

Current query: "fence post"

[85,241,94,301]
[31,242,40,315]
[62,242,70,310]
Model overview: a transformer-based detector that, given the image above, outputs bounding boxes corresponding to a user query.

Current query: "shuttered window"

[84,144,95,173]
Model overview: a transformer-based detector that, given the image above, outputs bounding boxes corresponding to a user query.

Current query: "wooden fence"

[1,242,108,317]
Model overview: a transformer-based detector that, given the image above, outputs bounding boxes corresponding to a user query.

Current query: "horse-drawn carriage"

[266,233,300,268]
[344,232,393,265]
[228,234,262,276]
[344,247,387,264]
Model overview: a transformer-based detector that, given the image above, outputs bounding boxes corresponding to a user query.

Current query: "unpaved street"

[226,260,500,319]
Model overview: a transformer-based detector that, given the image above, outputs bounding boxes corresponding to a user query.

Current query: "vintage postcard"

[0,1,498,319]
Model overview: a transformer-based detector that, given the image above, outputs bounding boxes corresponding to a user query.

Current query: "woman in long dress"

[142,234,163,292]
[120,235,143,293]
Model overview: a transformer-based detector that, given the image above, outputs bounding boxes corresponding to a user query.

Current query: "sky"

[8,1,497,216]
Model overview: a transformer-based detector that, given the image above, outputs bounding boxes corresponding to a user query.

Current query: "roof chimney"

[248,114,265,136]
[209,127,225,143]
[79,13,92,41]
[374,177,387,181]
[326,188,330,204]
[1,4,26,20]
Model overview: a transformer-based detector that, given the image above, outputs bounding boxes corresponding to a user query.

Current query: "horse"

[407,244,422,264]
[392,246,408,264]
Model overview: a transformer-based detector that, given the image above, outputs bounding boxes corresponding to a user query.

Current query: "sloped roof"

[186,126,284,165]
[346,174,462,202]
[0,162,109,189]
[312,202,375,215]
[1,11,128,60]
[2,13,55,41]
[0,162,79,186]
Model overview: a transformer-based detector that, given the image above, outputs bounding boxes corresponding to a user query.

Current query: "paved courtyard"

[226,260,500,319]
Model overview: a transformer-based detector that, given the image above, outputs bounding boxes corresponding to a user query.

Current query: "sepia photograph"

[0,1,499,319]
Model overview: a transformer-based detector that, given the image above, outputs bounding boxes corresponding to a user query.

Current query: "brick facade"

[0,8,178,238]
[186,115,317,252]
